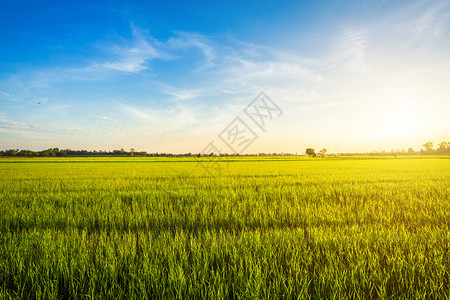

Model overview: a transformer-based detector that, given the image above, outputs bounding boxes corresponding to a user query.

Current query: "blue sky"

[1,0,449,153]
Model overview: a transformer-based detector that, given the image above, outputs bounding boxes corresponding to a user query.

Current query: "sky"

[0,0,449,153]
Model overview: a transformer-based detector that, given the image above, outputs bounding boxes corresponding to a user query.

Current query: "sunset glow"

[0,1,448,153]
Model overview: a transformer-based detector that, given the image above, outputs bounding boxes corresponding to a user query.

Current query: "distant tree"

[422,142,434,151]
[130,148,135,157]
[438,141,447,149]
[438,141,449,154]
[407,148,415,154]
[320,148,327,155]
[5,149,18,156]
[305,148,315,157]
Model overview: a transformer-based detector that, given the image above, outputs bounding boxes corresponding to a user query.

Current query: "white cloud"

[326,26,370,72]
[116,101,161,122]
[92,114,121,123]
[413,1,450,37]
[0,114,83,135]
[168,31,216,70]
[163,88,197,101]
[0,90,10,97]
[102,26,172,73]
[115,99,207,132]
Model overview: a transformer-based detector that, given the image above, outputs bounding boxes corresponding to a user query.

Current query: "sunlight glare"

[376,96,425,139]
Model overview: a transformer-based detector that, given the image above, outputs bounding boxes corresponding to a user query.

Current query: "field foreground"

[0,156,449,299]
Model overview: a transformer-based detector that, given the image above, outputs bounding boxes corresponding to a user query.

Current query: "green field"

[0,156,449,299]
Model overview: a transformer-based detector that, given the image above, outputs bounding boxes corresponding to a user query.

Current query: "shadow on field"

[2,218,444,234]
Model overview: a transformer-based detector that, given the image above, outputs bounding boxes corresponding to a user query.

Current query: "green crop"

[0,156,448,299]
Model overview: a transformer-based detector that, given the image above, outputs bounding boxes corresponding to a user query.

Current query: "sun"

[386,105,418,135]
[375,97,425,140]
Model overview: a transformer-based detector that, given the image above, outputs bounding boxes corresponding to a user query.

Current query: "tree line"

[0,148,162,157]
[335,141,450,157]
[1,141,449,157]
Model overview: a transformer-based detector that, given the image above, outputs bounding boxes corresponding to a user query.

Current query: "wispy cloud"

[114,99,206,132]
[412,1,450,37]
[168,31,216,70]
[101,25,173,73]
[0,113,144,139]
[0,113,83,135]
[163,88,197,101]
[116,101,161,123]
[0,90,10,97]
[326,26,370,72]
[92,114,121,123]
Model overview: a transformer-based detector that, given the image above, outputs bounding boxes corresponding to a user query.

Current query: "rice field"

[0,156,448,299]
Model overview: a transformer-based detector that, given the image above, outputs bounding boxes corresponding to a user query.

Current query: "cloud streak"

[101,26,172,73]
[92,114,121,123]
[0,90,10,97]
[168,31,216,70]
[0,113,84,135]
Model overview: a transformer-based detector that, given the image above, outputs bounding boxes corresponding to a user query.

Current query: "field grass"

[0,156,448,299]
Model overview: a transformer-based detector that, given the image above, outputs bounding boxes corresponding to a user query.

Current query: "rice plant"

[0,156,448,298]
